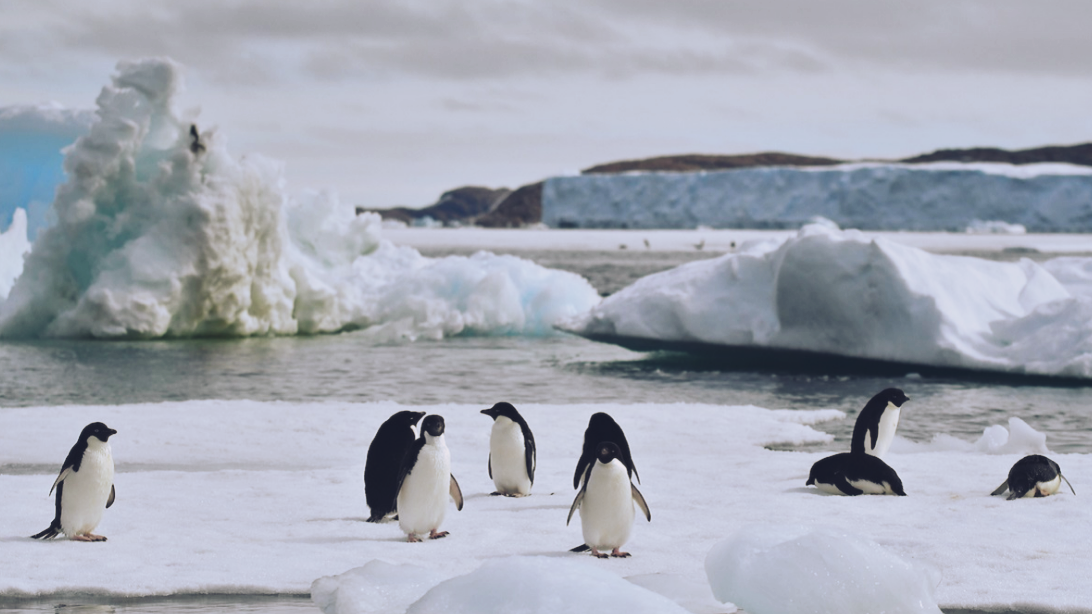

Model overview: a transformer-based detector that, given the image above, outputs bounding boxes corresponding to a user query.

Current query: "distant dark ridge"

[900,142,1092,166]
[475,182,543,228]
[582,152,844,174]
[357,186,510,225]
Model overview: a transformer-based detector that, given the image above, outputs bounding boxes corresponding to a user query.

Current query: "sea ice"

[974,417,1049,455]
[311,560,447,614]
[562,223,1092,378]
[404,556,690,614]
[705,524,943,614]
[0,59,599,339]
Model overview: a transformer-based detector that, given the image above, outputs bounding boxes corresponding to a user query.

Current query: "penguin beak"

[480,408,494,417]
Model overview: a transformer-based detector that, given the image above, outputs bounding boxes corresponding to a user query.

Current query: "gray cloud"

[9,0,1090,87]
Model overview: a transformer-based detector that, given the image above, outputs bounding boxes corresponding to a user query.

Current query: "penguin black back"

[573,413,638,489]
[850,388,909,454]
[364,410,425,522]
[806,452,906,496]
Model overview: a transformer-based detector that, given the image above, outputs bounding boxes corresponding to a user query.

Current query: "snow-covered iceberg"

[0,59,599,339]
[543,162,1092,231]
[560,224,1092,379]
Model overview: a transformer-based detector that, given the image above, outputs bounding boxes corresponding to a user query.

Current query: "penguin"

[395,415,463,542]
[481,402,535,497]
[567,441,650,558]
[189,124,205,154]
[573,412,639,489]
[851,388,910,458]
[806,452,906,496]
[31,422,117,541]
[364,410,426,522]
[991,454,1076,500]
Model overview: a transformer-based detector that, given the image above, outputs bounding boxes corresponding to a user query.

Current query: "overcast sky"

[4,0,1092,208]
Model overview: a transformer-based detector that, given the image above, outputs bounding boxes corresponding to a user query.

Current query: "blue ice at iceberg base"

[0,59,600,339]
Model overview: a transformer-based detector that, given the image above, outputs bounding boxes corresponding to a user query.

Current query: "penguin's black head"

[596,441,621,464]
[81,422,117,443]
[481,402,518,421]
[875,388,909,408]
[422,415,445,438]
[392,410,426,428]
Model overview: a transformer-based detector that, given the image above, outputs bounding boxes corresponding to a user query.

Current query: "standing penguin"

[573,413,639,489]
[567,441,650,558]
[395,415,464,542]
[481,402,535,497]
[364,410,426,522]
[991,455,1076,500]
[31,422,117,541]
[851,388,910,458]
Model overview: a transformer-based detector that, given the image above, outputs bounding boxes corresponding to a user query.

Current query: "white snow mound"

[406,556,691,614]
[705,524,943,614]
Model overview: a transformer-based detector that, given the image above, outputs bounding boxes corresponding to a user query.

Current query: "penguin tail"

[569,544,590,553]
[31,522,61,540]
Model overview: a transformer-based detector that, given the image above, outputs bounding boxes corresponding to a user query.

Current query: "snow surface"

[543,162,1092,232]
[705,524,943,614]
[0,59,599,339]
[1,400,1090,613]
[562,223,1092,379]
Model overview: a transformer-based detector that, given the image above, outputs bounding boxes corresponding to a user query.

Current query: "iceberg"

[0,59,600,339]
[561,224,1092,378]
[0,208,30,300]
[543,162,1092,231]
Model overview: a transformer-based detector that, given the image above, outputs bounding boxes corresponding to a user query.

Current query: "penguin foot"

[70,535,103,542]
[490,492,503,496]
[429,530,449,540]
[503,493,529,498]
[610,549,630,558]
[87,534,107,542]
[406,535,422,543]
[590,548,609,559]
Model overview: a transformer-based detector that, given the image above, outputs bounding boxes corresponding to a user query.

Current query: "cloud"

[8,0,1091,87]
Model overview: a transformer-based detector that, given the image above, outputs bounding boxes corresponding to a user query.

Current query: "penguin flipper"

[524,430,536,485]
[106,484,115,509]
[631,484,651,521]
[449,475,464,511]
[49,467,71,496]
[990,480,1009,497]
[1061,474,1076,496]
[1007,487,1029,501]
[834,474,864,496]
[567,487,585,526]
[487,453,492,480]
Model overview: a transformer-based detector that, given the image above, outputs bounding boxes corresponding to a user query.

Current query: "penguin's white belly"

[848,478,893,495]
[61,446,114,536]
[868,405,901,458]
[813,481,847,496]
[579,462,634,550]
[490,418,531,495]
[1027,475,1061,497]
[398,445,451,535]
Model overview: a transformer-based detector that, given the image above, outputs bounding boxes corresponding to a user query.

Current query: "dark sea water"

[1,248,1088,614]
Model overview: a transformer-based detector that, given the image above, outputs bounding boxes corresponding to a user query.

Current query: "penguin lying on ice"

[481,402,535,497]
[991,455,1076,500]
[567,441,651,558]
[32,422,118,541]
[364,410,426,522]
[395,415,463,542]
